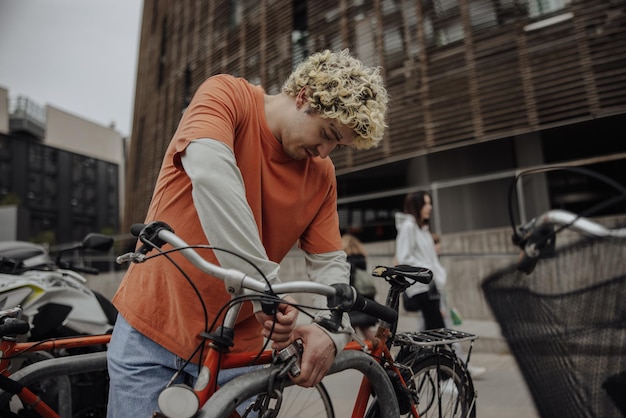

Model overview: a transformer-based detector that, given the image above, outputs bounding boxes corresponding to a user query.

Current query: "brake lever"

[116,252,147,264]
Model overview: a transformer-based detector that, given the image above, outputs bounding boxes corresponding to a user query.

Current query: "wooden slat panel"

[473,35,528,135]
[125,0,626,227]
[386,95,428,155]
[587,7,626,111]
[523,19,589,125]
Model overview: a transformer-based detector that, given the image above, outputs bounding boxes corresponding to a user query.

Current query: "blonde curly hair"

[282,49,389,150]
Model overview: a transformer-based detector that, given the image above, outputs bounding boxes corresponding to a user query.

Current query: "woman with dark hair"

[394,191,446,330]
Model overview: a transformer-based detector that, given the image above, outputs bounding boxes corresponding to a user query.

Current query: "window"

[230,0,243,28]
[291,31,308,71]
[469,0,499,30]
[527,0,571,17]
[384,27,405,66]
[355,17,377,67]
[422,0,464,47]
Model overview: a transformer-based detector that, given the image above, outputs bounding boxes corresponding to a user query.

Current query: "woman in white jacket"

[394,191,446,330]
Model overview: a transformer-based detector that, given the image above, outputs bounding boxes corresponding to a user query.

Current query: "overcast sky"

[0,0,143,137]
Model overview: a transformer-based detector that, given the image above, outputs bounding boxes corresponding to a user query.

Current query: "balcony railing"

[9,96,46,140]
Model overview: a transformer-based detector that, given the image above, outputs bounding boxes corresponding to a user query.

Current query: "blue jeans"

[107,314,257,417]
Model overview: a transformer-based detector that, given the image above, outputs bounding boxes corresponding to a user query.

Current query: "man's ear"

[295,87,308,109]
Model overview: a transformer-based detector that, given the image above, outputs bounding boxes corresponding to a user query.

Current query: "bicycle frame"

[0,334,112,364]
[0,309,429,418]
[0,307,285,418]
[0,313,397,418]
[191,346,275,409]
[196,306,474,418]
[0,288,469,418]
[0,329,285,418]
[183,323,407,418]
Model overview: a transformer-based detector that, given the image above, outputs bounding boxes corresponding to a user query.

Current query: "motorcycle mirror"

[81,234,114,252]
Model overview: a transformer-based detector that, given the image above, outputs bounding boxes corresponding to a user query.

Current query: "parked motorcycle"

[0,233,118,417]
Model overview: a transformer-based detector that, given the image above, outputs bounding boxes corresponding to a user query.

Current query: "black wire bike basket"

[482,234,626,418]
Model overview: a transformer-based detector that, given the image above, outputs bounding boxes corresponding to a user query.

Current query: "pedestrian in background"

[394,191,446,330]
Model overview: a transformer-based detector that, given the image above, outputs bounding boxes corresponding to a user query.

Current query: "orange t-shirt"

[113,75,342,362]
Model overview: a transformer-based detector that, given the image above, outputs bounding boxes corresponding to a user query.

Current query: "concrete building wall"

[45,105,124,163]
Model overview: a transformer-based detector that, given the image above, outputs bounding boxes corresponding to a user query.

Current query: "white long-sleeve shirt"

[394,212,447,297]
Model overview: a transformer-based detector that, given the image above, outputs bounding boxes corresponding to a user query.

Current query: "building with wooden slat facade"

[125,0,626,242]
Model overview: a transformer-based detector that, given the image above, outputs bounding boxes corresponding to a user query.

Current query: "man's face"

[280,99,356,160]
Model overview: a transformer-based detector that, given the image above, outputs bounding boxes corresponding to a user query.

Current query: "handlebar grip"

[130,223,146,237]
[130,221,174,255]
[353,292,398,325]
[0,319,30,337]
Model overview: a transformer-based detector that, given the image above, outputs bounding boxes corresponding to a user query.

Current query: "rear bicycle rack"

[394,328,478,348]
[394,328,479,369]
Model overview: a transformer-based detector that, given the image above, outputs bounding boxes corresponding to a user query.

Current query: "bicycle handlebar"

[514,209,626,274]
[517,209,626,239]
[353,292,397,324]
[117,222,398,328]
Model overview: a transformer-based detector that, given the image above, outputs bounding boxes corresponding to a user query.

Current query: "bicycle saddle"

[372,265,433,286]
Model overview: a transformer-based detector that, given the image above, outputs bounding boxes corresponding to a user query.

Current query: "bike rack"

[394,328,478,347]
[394,327,479,370]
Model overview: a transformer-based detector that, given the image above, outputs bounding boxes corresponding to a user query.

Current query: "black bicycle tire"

[366,349,476,418]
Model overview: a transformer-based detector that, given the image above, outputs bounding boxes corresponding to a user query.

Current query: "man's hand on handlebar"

[255,295,299,350]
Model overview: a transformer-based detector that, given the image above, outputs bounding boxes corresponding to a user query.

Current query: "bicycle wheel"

[402,349,476,418]
[366,349,476,418]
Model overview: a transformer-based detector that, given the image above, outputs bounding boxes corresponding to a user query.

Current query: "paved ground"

[469,352,539,418]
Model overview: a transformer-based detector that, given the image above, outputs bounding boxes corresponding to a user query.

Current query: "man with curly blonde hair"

[282,49,387,150]
[107,49,388,416]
